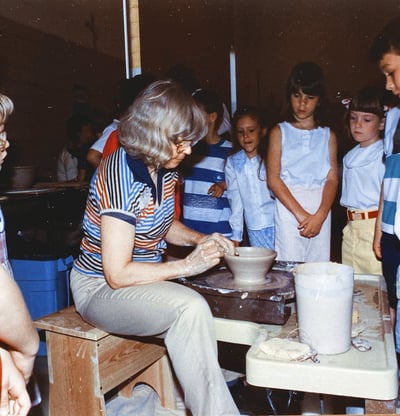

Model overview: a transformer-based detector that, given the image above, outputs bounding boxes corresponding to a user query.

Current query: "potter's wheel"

[199,267,295,298]
[177,263,295,324]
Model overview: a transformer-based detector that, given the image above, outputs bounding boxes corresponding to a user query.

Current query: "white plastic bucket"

[294,262,354,355]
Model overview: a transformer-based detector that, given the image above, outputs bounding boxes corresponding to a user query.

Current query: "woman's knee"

[179,289,213,319]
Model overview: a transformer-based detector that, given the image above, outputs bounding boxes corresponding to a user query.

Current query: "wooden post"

[128,0,141,76]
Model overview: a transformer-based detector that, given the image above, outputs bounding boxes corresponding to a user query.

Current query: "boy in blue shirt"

[181,89,232,237]
[370,16,400,349]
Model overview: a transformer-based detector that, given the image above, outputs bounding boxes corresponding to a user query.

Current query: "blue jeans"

[247,226,275,250]
[70,269,239,416]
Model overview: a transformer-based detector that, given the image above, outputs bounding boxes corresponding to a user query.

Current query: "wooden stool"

[34,306,176,416]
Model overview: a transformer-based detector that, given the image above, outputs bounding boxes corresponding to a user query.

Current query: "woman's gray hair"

[0,94,14,123]
[118,79,207,167]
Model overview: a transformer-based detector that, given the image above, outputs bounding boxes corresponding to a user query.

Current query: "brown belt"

[347,209,379,221]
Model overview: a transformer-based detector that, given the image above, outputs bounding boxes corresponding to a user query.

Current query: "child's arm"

[0,267,39,383]
[0,347,32,416]
[267,125,310,223]
[298,130,338,238]
[225,157,244,244]
[373,184,384,259]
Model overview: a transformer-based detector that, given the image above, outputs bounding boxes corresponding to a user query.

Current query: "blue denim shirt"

[225,150,275,241]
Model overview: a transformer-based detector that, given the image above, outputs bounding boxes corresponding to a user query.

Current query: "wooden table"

[214,274,398,414]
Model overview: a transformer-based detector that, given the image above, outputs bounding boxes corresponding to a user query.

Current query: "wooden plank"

[98,335,165,394]
[34,306,108,341]
[46,332,107,416]
[119,355,176,409]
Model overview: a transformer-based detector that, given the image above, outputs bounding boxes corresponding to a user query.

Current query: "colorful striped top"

[73,147,178,277]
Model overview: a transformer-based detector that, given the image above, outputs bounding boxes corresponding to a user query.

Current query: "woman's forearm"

[165,219,205,246]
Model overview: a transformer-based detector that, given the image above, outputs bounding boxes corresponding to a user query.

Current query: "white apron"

[275,186,331,262]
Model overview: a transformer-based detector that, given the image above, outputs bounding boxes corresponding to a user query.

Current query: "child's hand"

[298,213,324,239]
[0,348,31,416]
[208,182,226,198]
[10,350,36,384]
[373,230,382,259]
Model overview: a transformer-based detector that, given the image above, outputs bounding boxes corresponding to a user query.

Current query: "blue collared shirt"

[225,150,275,241]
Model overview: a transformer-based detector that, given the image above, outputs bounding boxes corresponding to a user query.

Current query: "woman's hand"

[184,233,234,276]
[198,233,235,255]
[0,348,31,416]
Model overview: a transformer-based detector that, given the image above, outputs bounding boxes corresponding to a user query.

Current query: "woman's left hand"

[184,233,234,276]
[198,233,235,256]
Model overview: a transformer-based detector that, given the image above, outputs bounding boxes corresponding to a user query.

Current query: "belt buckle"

[352,212,363,221]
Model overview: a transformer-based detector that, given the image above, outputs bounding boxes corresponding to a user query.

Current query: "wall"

[139,0,233,106]
[1,0,400,178]
[0,17,124,180]
[137,0,400,158]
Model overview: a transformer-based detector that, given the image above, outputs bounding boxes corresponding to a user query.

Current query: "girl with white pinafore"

[267,62,338,262]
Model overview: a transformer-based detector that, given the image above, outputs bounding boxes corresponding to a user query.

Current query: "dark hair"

[286,62,327,125]
[348,86,385,118]
[167,64,199,93]
[232,106,268,179]
[192,89,224,130]
[66,114,91,143]
[344,86,385,138]
[370,16,400,62]
[117,73,155,115]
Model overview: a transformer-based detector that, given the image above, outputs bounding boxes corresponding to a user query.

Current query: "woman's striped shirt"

[73,147,178,277]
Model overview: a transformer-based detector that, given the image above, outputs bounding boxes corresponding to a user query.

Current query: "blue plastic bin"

[10,256,74,355]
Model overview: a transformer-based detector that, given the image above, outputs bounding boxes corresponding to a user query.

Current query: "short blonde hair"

[118,80,207,167]
[0,94,14,123]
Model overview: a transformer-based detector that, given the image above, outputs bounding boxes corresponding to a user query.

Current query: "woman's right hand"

[184,236,227,276]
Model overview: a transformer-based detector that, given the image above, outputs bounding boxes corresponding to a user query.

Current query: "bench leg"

[46,332,106,416]
[119,354,176,409]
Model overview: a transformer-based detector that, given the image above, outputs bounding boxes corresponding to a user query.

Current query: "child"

[57,114,95,182]
[181,89,232,237]
[370,16,400,326]
[267,62,338,262]
[340,86,386,275]
[0,94,14,275]
[225,106,275,249]
[0,93,40,415]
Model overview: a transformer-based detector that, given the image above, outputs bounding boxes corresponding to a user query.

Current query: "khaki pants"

[342,217,382,275]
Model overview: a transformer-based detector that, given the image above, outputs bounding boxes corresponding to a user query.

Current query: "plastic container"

[9,165,36,189]
[10,256,74,355]
[294,262,354,355]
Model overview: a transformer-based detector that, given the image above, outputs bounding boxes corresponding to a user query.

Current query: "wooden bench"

[34,306,176,416]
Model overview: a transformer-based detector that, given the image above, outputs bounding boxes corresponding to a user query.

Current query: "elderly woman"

[70,80,240,416]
